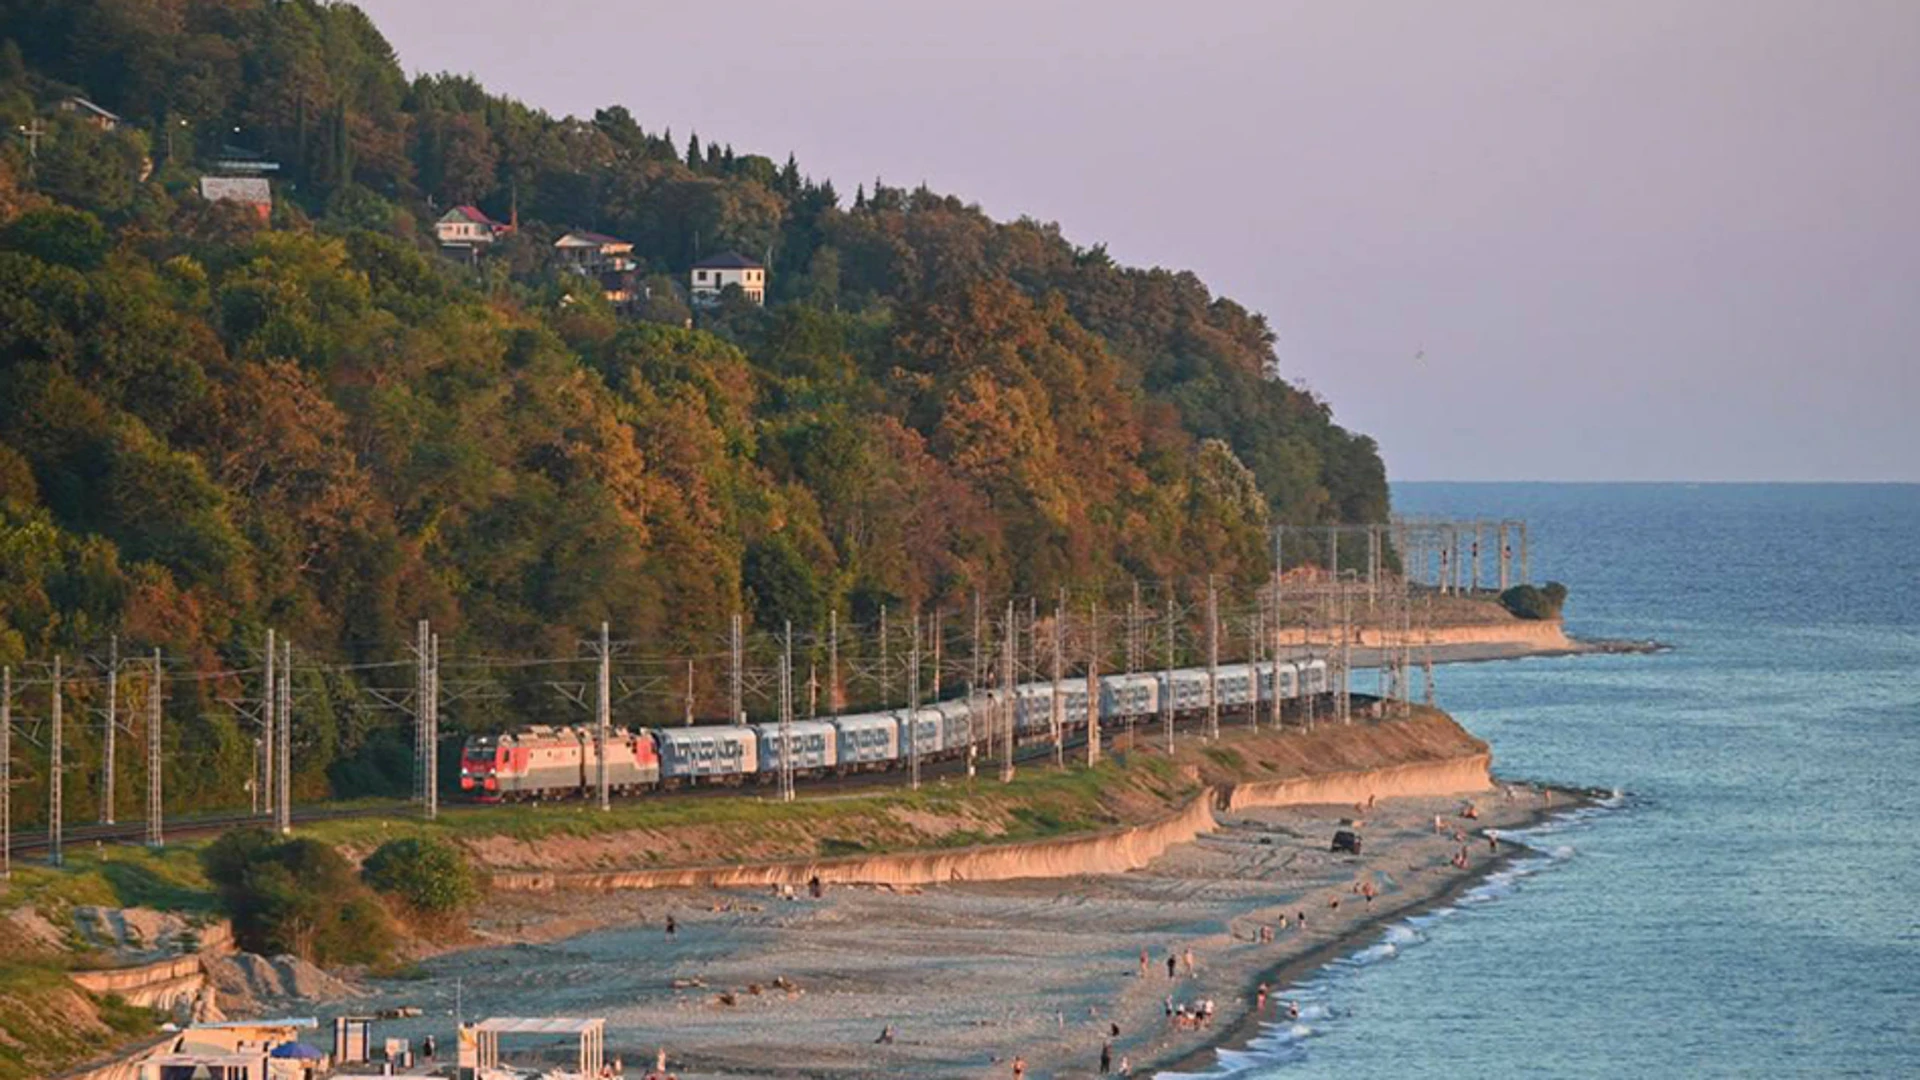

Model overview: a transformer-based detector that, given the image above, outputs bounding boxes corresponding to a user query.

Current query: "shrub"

[1499,581,1569,620]
[198,829,394,965]
[360,838,481,916]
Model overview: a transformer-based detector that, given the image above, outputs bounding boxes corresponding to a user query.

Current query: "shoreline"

[1152,783,1597,1078]
[315,782,1569,1078]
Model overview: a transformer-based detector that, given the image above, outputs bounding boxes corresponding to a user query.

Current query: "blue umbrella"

[269,1042,325,1060]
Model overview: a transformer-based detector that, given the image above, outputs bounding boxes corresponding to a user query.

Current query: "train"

[458,659,1334,801]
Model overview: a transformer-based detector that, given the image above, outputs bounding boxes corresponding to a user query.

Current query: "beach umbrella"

[270,1042,325,1060]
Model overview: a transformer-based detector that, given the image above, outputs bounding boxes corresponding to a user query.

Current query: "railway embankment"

[478,708,1492,893]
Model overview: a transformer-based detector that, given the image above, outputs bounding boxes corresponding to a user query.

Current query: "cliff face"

[482,709,1492,892]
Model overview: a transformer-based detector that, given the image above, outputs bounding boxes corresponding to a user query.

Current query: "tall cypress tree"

[685,132,702,170]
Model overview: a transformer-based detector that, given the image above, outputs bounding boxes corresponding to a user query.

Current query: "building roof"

[556,230,628,248]
[62,96,120,121]
[442,205,502,227]
[473,1017,604,1036]
[199,177,272,204]
[692,250,763,270]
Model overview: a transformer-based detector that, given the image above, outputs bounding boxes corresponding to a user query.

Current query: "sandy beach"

[344,784,1571,1079]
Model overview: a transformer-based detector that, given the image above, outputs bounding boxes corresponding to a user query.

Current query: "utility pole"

[596,622,611,812]
[970,592,983,702]
[830,608,840,718]
[1499,522,1512,592]
[685,660,696,726]
[1368,526,1380,613]
[1205,576,1221,741]
[880,605,890,707]
[101,635,117,824]
[265,627,278,818]
[909,614,922,790]
[1163,592,1175,754]
[49,655,62,867]
[1085,600,1100,766]
[146,649,162,847]
[730,612,744,724]
[1422,593,1436,709]
[2,667,10,879]
[277,637,292,833]
[1520,521,1530,585]
[1050,594,1064,768]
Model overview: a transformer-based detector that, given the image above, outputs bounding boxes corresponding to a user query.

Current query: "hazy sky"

[358,0,1919,481]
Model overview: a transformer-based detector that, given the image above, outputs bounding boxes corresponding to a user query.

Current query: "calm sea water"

[1182,483,1920,1079]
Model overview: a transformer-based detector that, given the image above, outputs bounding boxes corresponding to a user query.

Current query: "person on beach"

[1012,1054,1027,1079]
[1184,947,1196,977]
[1167,952,1178,979]
[1165,995,1174,1018]
[1258,983,1269,1011]
[1118,1054,1131,1075]
[1100,1040,1113,1074]
[423,1034,436,1060]
[876,1024,894,1044]
[1287,1000,1300,1020]
[1140,947,1150,977]
[665,914,677,937]
[1363,880,1377,906]
[1297,911,1308,929]
[1488,829,1500,852]
[1111,1021,1120,1037]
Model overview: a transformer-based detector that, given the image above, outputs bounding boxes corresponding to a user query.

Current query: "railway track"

[4,697,1361,859]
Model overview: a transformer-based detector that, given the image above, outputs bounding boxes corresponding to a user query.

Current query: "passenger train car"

[459,659,1342,802]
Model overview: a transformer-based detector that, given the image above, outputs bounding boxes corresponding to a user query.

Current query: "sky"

[356,0,1920,482]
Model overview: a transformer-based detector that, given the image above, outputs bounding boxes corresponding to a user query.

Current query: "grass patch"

[815,837,868,857]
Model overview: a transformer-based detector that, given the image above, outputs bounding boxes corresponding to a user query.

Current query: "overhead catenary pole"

[277,637,292,833]
[410,621,425,805]
[2,666,11,878]
[1163,591,1175,754]
[1002,600,1016,782]
[1520,521,1530,585]
[931,609,943,702]
[596,621,611,812]
[880,605,890,708]
[909,613,921,790]
[730,612,744,724]
[49,655,62,867]
[1050,594,1064,767]
[1205,576,1220,742]
[685,660,696,726]
[1085,600,1100,766]
[1127,581,1141,749]
[265,627,278,817]
[830,608,840,718]
[1250,606,1263,731]
[1272,529,1285,730]
[101,634,117,824]
[780,621,795,802]
[146,649,162,847]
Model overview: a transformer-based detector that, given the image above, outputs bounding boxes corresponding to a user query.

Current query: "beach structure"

[464,1016,605,1078]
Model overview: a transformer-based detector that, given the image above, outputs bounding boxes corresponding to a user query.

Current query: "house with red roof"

[434,205,510,252]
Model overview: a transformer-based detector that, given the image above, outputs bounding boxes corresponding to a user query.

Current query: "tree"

[361,837,482,916]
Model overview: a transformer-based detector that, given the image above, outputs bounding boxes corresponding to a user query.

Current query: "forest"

[0,0,1390,820]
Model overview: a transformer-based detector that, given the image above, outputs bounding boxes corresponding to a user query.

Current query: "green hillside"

[0,0,1387,821]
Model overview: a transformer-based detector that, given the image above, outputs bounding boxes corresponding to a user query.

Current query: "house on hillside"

[58,96,120,131]
[555,231,641,309]
[198,176,273,221]
[690,251,765,306]
[436,206,510,255]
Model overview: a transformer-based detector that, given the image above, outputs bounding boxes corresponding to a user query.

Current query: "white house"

[690,251,765,305]
[435,205,508,250]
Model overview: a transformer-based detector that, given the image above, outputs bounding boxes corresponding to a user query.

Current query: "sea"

[1176,482,1920,1079]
